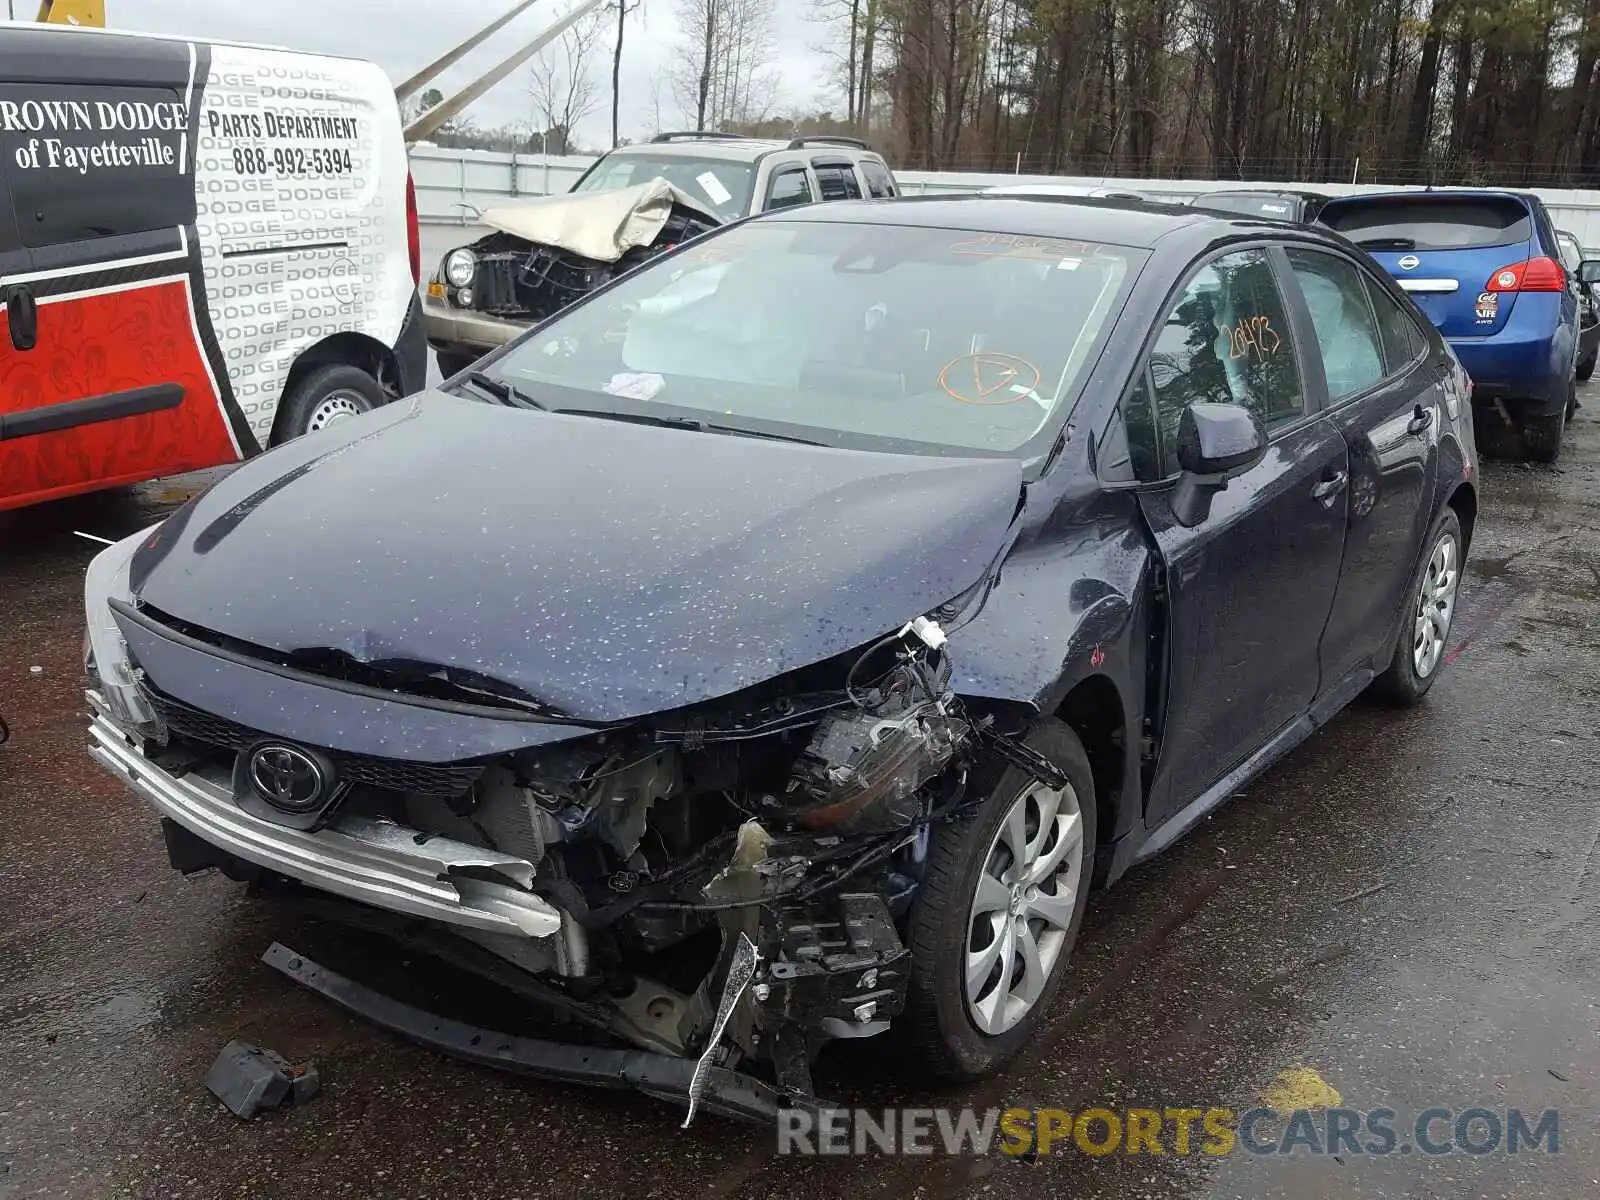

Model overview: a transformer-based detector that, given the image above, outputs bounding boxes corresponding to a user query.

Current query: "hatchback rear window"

[1320,197,1532,251]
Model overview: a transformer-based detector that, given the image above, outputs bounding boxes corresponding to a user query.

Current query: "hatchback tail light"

[1484,255,1566,292]
[405,171,422,286]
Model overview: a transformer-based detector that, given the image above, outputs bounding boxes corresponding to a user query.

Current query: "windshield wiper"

[458,371,548,411]
[1356,237,1417,250]
[554,407,824,445]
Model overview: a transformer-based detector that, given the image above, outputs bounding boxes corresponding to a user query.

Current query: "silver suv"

[425,133,900,373]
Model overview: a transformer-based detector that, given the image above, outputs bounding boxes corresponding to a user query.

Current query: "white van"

[0,24,424,510]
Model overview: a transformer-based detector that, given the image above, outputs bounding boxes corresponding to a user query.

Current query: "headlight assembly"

[445,248,477,288]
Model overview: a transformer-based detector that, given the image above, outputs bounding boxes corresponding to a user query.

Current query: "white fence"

[407,144,1600,250]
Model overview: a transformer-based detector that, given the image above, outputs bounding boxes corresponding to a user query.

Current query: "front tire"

[1374,507,1463,706]
[273,364,382,445]
[1576,353,1595,384]
[901,718,1097,1081]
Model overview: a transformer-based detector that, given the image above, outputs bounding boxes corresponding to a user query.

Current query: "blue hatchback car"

[1317,190,1580,462]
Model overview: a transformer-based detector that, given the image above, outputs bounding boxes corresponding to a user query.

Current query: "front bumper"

[87,693,560,940]
[422,292,528,358]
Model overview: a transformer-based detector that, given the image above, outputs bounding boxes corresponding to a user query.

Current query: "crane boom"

[403,0,608,143]
[393,0,544,105]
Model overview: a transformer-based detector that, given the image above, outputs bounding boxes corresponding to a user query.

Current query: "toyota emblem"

[248,744,326,812]
[1398,254,1421,270]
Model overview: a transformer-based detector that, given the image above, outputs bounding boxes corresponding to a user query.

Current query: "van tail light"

[1484,256,1566,292]
[405,171,422,286]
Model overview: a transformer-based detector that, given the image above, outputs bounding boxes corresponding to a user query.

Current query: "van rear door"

[0,28,250,511]
[1317,194,1538,338]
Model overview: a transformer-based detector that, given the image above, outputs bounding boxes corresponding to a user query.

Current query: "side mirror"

[1578,260,1600,285]
[1170,402,1268,527]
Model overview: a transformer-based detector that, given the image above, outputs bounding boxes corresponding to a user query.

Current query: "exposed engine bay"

[442,179,722,324]
[118,613,1064,1117]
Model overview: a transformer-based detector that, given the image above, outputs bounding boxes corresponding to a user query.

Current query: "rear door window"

[860,159,897,198]
[813,162,863,201]
[0,82,195,248]
[1363,275,1429,372]
[1285,249,1386,401]
[1320,197,1533,251]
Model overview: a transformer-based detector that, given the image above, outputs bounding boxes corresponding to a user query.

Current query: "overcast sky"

[89,0,833,148]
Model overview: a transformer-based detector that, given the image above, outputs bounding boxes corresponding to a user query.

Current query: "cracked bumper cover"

[87,693,561,940]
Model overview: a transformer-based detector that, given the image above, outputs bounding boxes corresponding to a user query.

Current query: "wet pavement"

[3,394,1599,1199]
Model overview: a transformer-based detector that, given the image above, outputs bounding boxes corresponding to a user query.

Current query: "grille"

[145,687,484,797]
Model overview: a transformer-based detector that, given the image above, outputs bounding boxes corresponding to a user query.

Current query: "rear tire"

[1576,353,1595,383]
[900,718,1097,1082]
[1523,408,1565,463]
[273,364,382,445]
[1373,507,1464,707]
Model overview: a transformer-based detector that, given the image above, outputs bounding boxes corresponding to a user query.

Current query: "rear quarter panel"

[195,47,411,444]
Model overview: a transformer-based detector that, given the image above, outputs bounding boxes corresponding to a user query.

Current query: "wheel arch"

[1446,480,1477,554]
[271,332,403,446]
[1053,673,1132,883]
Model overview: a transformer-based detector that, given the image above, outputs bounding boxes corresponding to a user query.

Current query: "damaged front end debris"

[97,607,1063,1125]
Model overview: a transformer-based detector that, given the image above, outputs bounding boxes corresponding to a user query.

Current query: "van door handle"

[1311,470,1348,506]
[1407,404,1433,436]
[4,285,37,352]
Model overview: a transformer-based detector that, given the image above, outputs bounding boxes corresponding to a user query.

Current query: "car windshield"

[571,153,756,220]
[1557,231,1583,271]
[485,219,1143,457]
[1320,196,1533,250]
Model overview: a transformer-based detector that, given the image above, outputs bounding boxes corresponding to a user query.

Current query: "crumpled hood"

[481,179,720,263]
[130,393,1024,723]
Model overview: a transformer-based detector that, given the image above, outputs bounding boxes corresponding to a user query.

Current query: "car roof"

[1192,188,1328,201]
[606,137,884,163]
[769,194,1310,251]
[982,182,1145,198]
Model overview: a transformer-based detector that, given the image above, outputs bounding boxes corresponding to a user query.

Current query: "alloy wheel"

[964,779,1085,1035]
[1413,531,1460,678]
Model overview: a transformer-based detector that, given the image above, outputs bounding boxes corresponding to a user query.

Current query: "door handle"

[1407,404,1433,436]
[1311,470,1348,506]
[4,285,37,352]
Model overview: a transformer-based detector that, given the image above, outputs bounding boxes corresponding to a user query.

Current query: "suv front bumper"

[422,292,527,362]
[87,692,560,940]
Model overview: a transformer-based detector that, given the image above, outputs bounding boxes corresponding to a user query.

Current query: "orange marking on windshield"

[948,232,1097,262]
[938,353,1042,404]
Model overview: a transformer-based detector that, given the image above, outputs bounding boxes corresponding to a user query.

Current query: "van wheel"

[900,718,1096,1082]
[1524,408,1565,463]
[275,365,383,444]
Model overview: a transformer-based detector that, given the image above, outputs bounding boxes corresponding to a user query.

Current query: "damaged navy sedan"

[85,197,1477,1123]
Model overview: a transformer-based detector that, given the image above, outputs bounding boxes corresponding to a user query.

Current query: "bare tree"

[611,0,643,147]
[670,0,780,128]
[527,7,608,153]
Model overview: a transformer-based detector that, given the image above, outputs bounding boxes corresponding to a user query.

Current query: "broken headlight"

[783,621,969,835]
[83,524,161,733]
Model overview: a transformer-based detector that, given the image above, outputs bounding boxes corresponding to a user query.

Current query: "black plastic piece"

[785,135,870,151]
[0,382,182,441]
[647,130,750,143]
[205,1039,320,1119]
[262,942,832,1127]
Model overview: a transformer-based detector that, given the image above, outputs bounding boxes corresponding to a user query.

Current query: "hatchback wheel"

[1374,508,1463,706]
[900,718,1096,1081]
